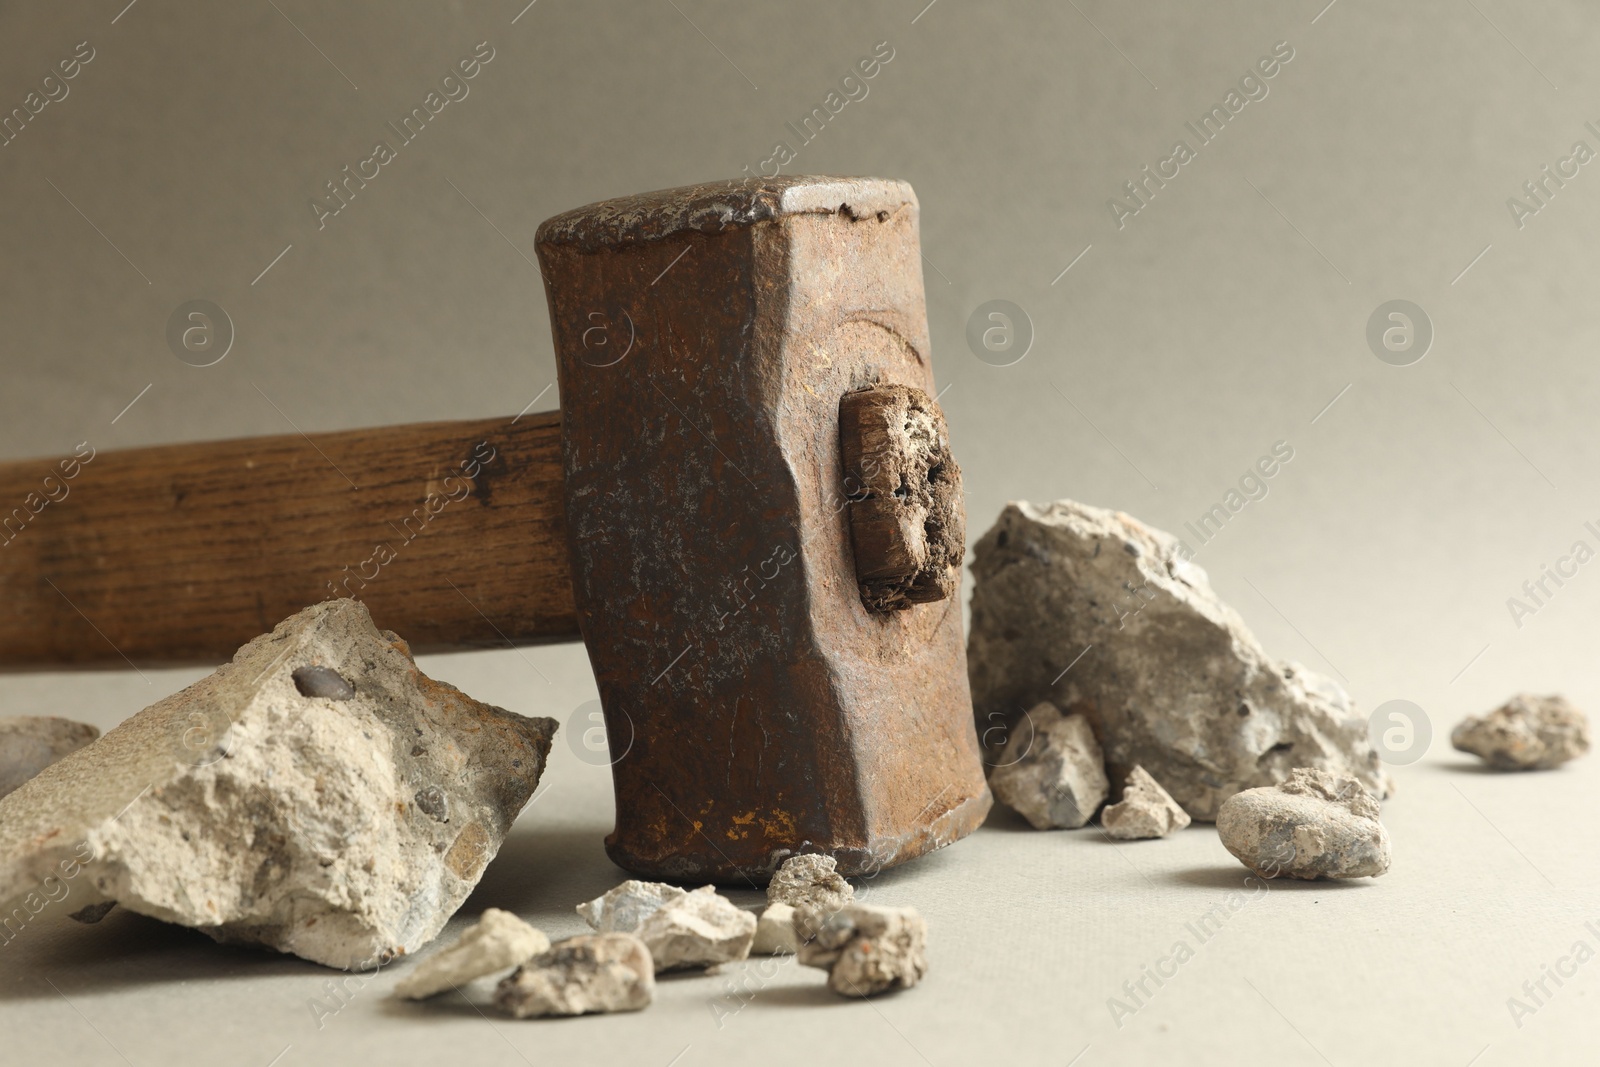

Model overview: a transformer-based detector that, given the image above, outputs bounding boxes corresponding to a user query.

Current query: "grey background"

[3,1,1598,1063]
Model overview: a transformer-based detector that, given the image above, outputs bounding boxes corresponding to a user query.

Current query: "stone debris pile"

[967,500,1391,820]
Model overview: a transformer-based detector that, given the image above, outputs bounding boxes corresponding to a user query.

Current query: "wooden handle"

[0,413,577,668]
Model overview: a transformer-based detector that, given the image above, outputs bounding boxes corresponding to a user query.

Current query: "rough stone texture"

[0,600,557,970]
[1216,768,1390,880]
[968,500,1391,820]
[577,880,686,933]
[494,933,654,1018]
[767,853,854,912]
[1451,694,1590,770]
[395,908,551,1000]
[0,717,98,799]
[796,903,928,997]
[751,902,798,955]
[988,702,1108,829]
[635,886,757,972]
[1101,765,1191,840]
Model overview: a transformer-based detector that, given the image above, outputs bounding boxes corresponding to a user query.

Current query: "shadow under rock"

[0,906,316,1000]
[754,981,900,1008]
[978,802,1040,833]
[464,824,629,916]
[1167,865,1377,891]
[1438,758,1556,775]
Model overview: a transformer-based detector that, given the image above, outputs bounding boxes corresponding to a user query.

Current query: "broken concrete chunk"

[751,902,798,955]
[767,853,853,913]
[796,903,928,997]
[1216,768,1389,880]
[494,932,654,1018]
[577,880,686,933]
[968,500,1391,820]
[395,908,551,1000]
[988,702,1108,830]
[0,717,99,799]
[1452,694,1590,770]
[0,599,557,970]
[1101,765,1190,840]
[635,885,756,972]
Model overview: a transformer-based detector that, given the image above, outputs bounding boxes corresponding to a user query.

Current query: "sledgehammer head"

[535,176,990,882]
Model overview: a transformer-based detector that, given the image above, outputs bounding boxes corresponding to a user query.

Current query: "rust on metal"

[537,175,991,883]
[839,383,964,613]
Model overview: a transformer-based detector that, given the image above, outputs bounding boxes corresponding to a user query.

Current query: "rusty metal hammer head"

[535,176,991,883]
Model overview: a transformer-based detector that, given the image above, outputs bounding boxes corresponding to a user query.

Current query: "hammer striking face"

[536,176,990,882]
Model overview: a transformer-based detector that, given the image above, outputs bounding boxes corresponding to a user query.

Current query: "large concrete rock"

[968,500,1390,821]
[0,717,98,799]
[0,599,557,970]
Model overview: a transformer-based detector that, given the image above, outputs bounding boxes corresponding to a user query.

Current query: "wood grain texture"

[0,413,576,668]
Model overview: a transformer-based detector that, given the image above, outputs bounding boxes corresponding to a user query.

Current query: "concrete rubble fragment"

[1452,693,1590,770]
[987,701,1108,829]
[796,903,928,997]
[0,599,558,970]
[968,500,1391,820]
[1101,765,1190,840]
[1216,768,1390,880]
[494,932,655,1018]
[636,886,757,972]
[579,880,756,972]
[577,879,686,933]
[395,908,551,1000]
[0,717,98,799]
[751,902,798,955]
[767,853,853,913]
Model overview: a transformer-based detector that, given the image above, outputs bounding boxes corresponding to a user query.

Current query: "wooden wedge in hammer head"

[538,176,989,881]
[0,175,990,883]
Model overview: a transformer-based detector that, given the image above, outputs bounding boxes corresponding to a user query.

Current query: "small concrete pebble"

[796,903,928,997]
[750,902,798,956]
[767,853,853,913]
[988,701,1109,830]
[493,932,654,1018]
[0,717,98,800]
[1452,693,1590,770]
[395,908,550,1000]
[1101,765,1190,840]
[577,879,686,933]
[635,886,756,972]
[1216,768,1390,880]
